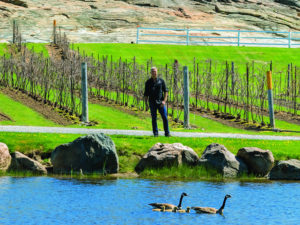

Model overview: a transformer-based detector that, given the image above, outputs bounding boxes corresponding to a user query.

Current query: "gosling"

[152,206,165,212]
[177,207,191,213]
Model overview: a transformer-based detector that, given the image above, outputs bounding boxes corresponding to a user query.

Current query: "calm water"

[0,176,299,225]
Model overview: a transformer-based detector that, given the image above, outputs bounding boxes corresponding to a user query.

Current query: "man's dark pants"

[149,102,170,136]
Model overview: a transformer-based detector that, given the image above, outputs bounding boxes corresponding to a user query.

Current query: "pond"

[0,176,299,225]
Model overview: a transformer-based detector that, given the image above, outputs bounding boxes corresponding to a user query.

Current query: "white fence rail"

[136,27,300,48]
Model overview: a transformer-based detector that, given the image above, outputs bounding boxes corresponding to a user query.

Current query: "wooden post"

[13,20,16,44]
[267,71,275,128]
[237,30,240,46]
[53,20,57,45]
[81,62,89,123]
[294,66,297,116]
[225,61,229,113]
[231,62,235,95]
[136,25,140,44]
[287,64,291,96]
[288,31,291,48]
[186,27,190,46]
[246,64,249,122]
[183,66,190,128]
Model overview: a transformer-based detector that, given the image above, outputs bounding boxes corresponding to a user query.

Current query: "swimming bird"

[177,207,191,213]
[192,194,231,215]
[149,192,188,210]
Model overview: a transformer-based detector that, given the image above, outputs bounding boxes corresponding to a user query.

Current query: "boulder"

[269,159,300,180]
[237,147,274,176]
[0,143,11,171]
[135,143,199,173]
[51,133,119,174]
[198,143,248,178]
[9,151,47,175]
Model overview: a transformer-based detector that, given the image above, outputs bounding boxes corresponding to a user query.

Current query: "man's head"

[151,67,157,79]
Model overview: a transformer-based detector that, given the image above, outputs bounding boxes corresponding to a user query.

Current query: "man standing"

[144,67,170,137]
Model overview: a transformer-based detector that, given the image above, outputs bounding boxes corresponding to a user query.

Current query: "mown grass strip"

[72,43,300,67]
[0,92,57,126]
[0,43,7,56]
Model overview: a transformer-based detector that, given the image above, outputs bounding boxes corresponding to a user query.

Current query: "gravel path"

[1,125,300,141]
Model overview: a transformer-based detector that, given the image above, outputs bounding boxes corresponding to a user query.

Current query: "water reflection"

[0,177,299,225]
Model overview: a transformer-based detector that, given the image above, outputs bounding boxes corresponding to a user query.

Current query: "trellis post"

[81,62,89,123]
[53,20,57,45]
[267,71,275,128]
[183,66,190,128]
[13,20,16,44]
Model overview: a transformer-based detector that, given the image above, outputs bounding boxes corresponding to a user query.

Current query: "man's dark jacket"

[144,78,168,105]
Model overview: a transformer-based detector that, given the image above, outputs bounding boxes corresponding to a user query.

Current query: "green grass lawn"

[72,43,300,68]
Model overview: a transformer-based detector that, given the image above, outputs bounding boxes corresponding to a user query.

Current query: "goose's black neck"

[177,194,184,209]
[217,196,228,213]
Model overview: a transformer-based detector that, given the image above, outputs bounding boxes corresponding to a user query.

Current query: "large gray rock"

[51,133,119,174]
[237,147,274,177]
[198,143,248,178]
[269,159,300,180]
[135,143,199,173]
[9,151,47,175]
[0,143,11,171]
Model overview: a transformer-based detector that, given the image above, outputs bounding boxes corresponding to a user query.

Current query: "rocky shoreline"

[1,133,300,180]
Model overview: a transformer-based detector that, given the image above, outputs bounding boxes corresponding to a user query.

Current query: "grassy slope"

[71,43,300,134]
[0,43,6,54]
[0,44,300,135]
[26,43,49,57]
[87,102,153,130]
[0,92,56,126]
[1,132,299,173]
[1,88,300,136]
[73,43,300,68]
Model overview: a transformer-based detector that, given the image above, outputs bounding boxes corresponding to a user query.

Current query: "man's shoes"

[165,133,171,137]
[154,134,158,137]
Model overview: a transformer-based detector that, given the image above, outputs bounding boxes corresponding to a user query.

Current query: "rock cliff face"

[0,0,299,43]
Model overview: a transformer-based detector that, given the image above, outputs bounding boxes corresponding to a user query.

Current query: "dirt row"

[0,87,72,125]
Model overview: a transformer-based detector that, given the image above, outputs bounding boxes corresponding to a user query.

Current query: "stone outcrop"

[269,159,300,180]
[135,143,199,173]
[0,0,28,8]
[0,142,11,171]
[198,143,247,178]
[237,147,274,177]
[51,133,119,174]
[0,0,298,43]
[9,151,47,174]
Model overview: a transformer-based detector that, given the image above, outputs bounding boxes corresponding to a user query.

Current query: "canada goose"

[149,192,188,210]
[192,194,231,215]
[177,207,191,213]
